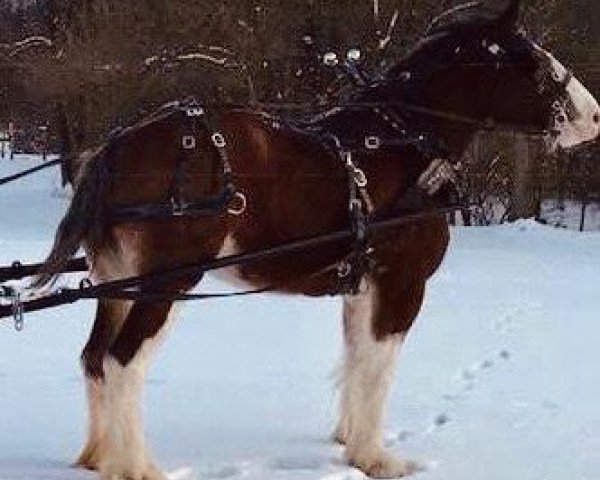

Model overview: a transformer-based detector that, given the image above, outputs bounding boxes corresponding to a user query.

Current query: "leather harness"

[106,102,239,223]
[95,98,458,295]
[263,103,458,294]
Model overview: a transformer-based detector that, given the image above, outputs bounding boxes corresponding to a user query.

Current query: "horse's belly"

[208,233,342,296]
[208,234,266,289]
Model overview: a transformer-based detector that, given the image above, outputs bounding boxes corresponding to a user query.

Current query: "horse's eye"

[556,114,566,124]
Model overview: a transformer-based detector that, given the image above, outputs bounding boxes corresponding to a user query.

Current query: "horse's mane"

[426,1,485,34]
[65,101,179,187]
[122,100,183,137]
[384,1,509,80]
[426,1,513,35]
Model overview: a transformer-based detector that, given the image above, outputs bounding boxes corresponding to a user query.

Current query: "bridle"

[375,32,574,139]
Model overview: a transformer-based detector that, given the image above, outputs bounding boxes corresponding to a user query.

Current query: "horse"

[34,1,599,479]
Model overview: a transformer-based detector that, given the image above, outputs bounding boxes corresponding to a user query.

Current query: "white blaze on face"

[539,46,600,149]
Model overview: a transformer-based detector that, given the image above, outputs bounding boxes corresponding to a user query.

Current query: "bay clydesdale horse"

[35,1,599,478]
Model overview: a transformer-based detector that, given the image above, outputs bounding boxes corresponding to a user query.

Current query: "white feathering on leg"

[74,376,106,470]
[337,278,416,478]
[99,308,178,480]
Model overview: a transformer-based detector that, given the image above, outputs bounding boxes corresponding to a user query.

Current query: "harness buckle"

[182,135,196,150]
[349,198,363,213]
[212,132,227,149]
[186,106,204,117]
[1,285,24,332]
[169,197,186,216]
[343,151,368,188]
[353,168,368,188]
[364,135,381,150]
[337,261,352,279]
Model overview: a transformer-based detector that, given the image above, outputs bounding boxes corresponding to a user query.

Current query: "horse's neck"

[396,85,478,157]
[383,56,481,157]
[434,121,477,156]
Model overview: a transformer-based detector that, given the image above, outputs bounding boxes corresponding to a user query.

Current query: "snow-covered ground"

[1,156,599,480]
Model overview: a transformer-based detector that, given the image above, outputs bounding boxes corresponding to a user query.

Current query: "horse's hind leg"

[99,275,200,480]
[335,273,425,478]
[75,298,131,471]
[100,300,172,480]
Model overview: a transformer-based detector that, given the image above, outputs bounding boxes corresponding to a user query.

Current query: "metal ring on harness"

[182,135,196,150]
[364,136,381,150]
[212,132,227,149]
[186,106,204,117]
[227,191,247,216]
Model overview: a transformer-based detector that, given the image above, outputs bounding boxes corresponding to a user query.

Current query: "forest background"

[1,0,599,225]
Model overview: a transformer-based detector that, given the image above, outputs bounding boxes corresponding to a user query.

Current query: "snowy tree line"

[1,0,599,225]
[5,0,597,128]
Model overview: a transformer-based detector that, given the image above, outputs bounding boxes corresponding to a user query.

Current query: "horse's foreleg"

[76,298,131,471]
[336,274,425,478]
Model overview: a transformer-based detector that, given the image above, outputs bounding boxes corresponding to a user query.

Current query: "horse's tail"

[32,148,110,288]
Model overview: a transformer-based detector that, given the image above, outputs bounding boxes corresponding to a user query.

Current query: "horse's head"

[382,0,599,153]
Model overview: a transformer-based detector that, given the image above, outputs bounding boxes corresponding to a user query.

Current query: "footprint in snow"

[272,456,325,471]
[494,310,519,333]
[434,349,512,435]
[541,399,560,410]
[494,301,542,333]
[197,464,245,479]
[384,429,415,446]
[168,468,195,480]
[448,351,509,398]
[318,470,368,480]
[425,413,452,434]
[433,413,450,427]
[480,359,494,369]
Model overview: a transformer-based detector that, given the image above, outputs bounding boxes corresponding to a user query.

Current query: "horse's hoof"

[99,459,167,480]
[73,442,103,471]
[332,425,348,445]
[99,471,166,480]
[142,461,168,480]
[350,451,420,478]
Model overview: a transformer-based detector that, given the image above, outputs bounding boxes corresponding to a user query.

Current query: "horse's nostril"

[593,113,599,124]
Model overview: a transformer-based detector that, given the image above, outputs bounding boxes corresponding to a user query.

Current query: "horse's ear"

[497,0,521,31]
